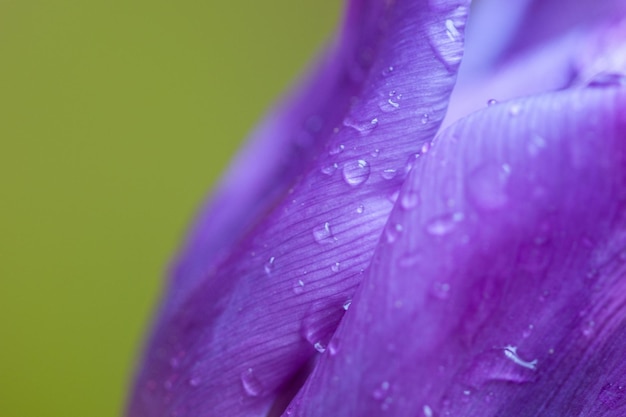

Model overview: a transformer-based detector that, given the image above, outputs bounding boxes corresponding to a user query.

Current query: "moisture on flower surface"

[127,1,626,416]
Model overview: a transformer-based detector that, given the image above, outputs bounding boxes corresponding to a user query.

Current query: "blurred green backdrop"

[0,1,340,416]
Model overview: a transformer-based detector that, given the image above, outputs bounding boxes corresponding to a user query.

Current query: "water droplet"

[321,163,339,176]
[487,99,498,106]
[313,222,336,244]
[381,168,397,180]
[400,189,420,210]
[503,345,537,370]
[313,342,326,353]
[445,19,461,41]
[189,377,201,387]
[587,72,626,88]
[371,149,380,158]
[356,204,365,214]
[329,143,345,155]
[466,162,510,211]
[379,92,401,112]
[421,142,431,154]
[343,117,379,136]
[343,160,370,186]
[509,104,521,117]
[241,368,263,397]
[426,212,464,236]
[423,405,433,417]
[342,299,352,311]
[420,113,430,124]
[264,257,275,275]
[331,262,340,273]
[293,280,305,295]
[382,66,394,76]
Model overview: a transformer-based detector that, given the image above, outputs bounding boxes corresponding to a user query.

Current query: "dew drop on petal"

[321,163,338,176]
[381,168,397,180]
[329,143,345,155]
[264,256,275,275]
[331,262,340,273]
[343,117,379,136]
[356,204,365,214]
[342,299,352,311]
[313,342,326,353]
[421,113,430,124]
[487,98,498,106]
[400,189,420,210]
[328,338,340,356]
[293,280,305,295]
[240,368,263,397]
[343,160,371,186]
[503,345,537,370]
[313,222,335,244]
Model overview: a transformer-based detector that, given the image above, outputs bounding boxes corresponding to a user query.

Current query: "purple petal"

[285,86,626,416]
[445,8,626,128]
[127,1,471,416]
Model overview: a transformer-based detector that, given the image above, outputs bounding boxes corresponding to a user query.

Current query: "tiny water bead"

[356,204,365,214]
[240,368,263,397]
[381,168,397,180]
[420,113,430,124]
[321,162,339,176]
[292,280,305,295]
[343,159,371,186]
[372,381,390,400]
[331,262,341,273]
[487,98,498,106]
[313,341,326,353]
[328,143,345,155]
[264,256,275,275]
[423,405,434,417]
[313,222,336,244]
[342,299,352,311]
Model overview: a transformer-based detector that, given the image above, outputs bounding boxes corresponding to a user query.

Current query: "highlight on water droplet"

[343,116,379,136]
[342,299,352,311]
[313,222,336,244]
[293,279,305,295]
[381,168,397,180]
[503,345,537,370]
[240,368,264,397]
[264,256,275,275]
[331,262,341,273]
[356,204,365,214]
[343,159,371,186]
[313,341,326,353]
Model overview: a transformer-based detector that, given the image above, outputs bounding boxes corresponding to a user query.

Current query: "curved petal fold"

[127,1,471,416]
[286,86,626,417]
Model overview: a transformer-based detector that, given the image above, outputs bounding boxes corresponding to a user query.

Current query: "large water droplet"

[426,212,464,236]
[240,368,263,397]
[264,257,275,275]
[466,162,510,211]
[313,222,336,244]
[343,160,371,186]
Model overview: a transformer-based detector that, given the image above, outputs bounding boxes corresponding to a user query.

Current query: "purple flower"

[126,1,626,416]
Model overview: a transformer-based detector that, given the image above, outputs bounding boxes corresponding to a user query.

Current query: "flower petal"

[127,1,471,416]
[286,86,626,416]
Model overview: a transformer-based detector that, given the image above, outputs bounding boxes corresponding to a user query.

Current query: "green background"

[0,1,340,416]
